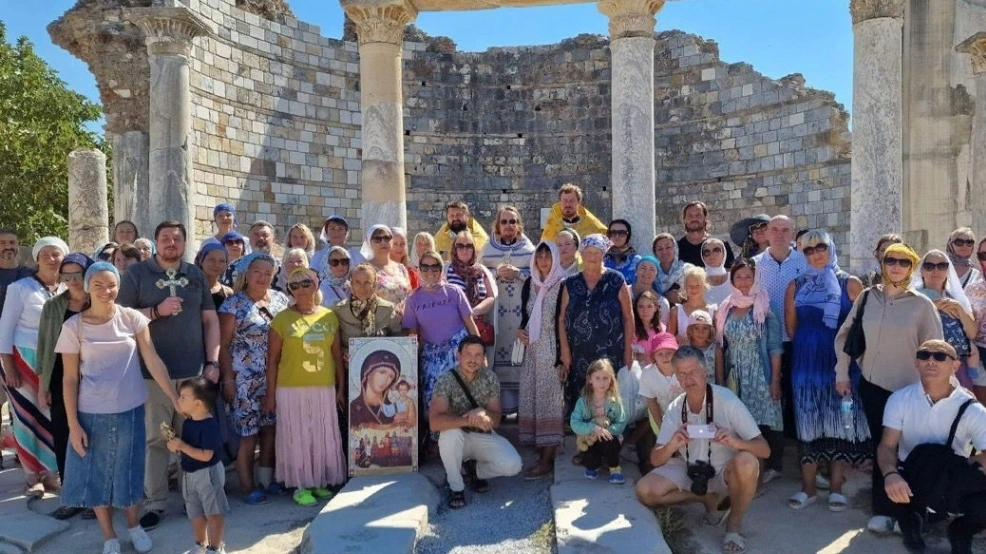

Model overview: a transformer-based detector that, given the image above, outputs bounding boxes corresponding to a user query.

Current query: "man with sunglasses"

[0,229,33,316]
[676,201,735,269]
[879,340,986,554]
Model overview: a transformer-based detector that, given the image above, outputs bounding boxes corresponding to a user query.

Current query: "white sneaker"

[208,544,228,554]
[761,469,782,484]
[867,515,896,534]
[184,544,208,554]
[128,526,153,553]
[815,474,830,490]
[102,539,121,554]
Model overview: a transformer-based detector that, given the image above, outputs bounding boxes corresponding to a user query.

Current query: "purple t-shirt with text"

[402,285,473,345]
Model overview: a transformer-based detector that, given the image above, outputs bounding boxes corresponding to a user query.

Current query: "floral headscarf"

[580,233,612,254]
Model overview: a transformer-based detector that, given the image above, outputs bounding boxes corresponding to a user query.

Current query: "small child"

[168,378,229,554]
[639,333,683,437]
[570,359,628,484]
[685,310,717,383]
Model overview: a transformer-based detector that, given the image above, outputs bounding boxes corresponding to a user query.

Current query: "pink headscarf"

[714,280,771,345]
[527,241,567,343]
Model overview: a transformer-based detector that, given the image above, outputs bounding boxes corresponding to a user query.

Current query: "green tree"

[0,21,105,243]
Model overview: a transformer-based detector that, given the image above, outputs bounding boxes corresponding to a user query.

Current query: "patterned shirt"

[967,278,986,348]
[753,248,806,342]
[219,290,290,380]
[431,366,500,418]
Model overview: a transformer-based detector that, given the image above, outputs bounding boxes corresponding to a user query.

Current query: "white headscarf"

[34,237,69,260]
[527,241,566,343]
[911,249,972,314]
[409,232,436,269]
[701,237,728,278]
[360,224,391,261]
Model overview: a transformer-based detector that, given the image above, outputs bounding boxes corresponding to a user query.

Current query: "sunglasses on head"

[702,246,723,256]
[329,259,350,267]
[916,350,955,362]
[921,261,949,272]
[288,279,314,291]
[59,272,84,283]
[608,229,628,237]
[883,257,912,268]
[371,235,392,243]
[420,263,442,272]
[455,243,475,250]
[952,238,976,248]
[499,219,518,226]
[802,243,829,256]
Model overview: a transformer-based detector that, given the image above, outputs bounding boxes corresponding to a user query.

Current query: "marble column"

[599,0,664,254]
[957,32,986,236]
[849,0,904,274]
[113,130,151,236]
[344,1,416,232]
[67,149,110,254]
[129,7,209,246]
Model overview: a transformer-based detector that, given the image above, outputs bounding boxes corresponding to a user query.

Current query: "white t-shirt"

[639,364,683,414]
[657,384,762,473]
[883,383,986,461]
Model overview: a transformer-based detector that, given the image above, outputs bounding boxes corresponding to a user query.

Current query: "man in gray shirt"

[117,220,220,530]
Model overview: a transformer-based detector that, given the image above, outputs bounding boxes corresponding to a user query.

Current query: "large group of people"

[2,184,986,554]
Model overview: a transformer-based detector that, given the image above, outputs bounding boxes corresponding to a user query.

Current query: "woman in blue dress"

[784,230,870,512]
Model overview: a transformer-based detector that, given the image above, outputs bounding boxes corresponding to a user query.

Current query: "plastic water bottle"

[841,398,854,430]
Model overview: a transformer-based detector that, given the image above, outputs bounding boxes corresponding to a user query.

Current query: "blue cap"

[60,252,95,272]
[84,261,120,293]
[221,231,246,244]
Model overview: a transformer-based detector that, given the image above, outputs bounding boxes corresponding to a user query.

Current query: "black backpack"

[901,399,986,515]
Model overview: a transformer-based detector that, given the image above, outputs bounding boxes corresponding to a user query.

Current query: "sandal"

[448,490,466,509]
[523,463,552,481]
[788,491,818,510]
[50,506,83,520]
[293,488,317,507]
[828,492,848,512]
[722,532,746,554]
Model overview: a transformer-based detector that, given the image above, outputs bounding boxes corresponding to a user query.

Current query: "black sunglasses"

[803,243,829,256]
[883,257,913,268]
[455,243,475,250]
[952,238,976,248]
[608,229,628,237]
[921,261,949,272]
[288,279,315,291]
[916,350,955,362]
[329,259,351,267]
[371,236,392,243]
[702,247,723,256]
[420,263,442,272]
[499,219,518,225]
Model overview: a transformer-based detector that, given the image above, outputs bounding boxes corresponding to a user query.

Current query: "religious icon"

[348,336,418,476]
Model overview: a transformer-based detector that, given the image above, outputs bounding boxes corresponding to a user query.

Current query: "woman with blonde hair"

[273,247,310,294]
[667,266,716,344]
[389,227,419,289]
[946,227,980,288]
[361,225,412,310]
[410,232,436,269]
[287,224,317,260]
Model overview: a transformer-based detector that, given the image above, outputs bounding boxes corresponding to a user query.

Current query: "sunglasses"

[952,239,976,248]
[499,219,518,226]
[608,229,628,237]
[921,261,949,272]
[883,257,913,268]
[371,236,392,243]
[455,243,475,250]
[329,259,351,267]
[420,263,442,272]
[60,271,84,283]
[750,222,767,232]
[288,279,315,291]
[916,350,955,362]
[802,243,829,256]
[702,247,723,256]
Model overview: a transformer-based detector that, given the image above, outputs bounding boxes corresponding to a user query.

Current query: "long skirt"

[518,346,564,448]
[420,328,468,419]
[62,405,145,509]
[6,346,57,476]
[275,387,345,489]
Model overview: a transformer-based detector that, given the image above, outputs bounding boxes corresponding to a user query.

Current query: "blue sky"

[4,0,853,134]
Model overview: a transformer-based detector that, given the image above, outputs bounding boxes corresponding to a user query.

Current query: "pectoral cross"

[155,268,189,296]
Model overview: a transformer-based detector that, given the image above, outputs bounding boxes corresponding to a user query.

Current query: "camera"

[687,460,717,496]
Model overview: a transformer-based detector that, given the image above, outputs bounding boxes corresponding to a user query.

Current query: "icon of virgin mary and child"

[349,349,417,430]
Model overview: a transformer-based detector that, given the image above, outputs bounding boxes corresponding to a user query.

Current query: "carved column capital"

[598,0,665,40]
[127,7,210,57]
[849,0,904,25]
[343,1,417,46]
[957,32,986,76]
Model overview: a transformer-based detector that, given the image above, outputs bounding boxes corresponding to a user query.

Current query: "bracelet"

[883,470,900,479]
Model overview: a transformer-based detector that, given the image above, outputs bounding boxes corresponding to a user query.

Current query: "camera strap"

[682,384,714,465]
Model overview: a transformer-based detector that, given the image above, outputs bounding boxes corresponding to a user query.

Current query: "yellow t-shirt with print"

[271,307,339,387]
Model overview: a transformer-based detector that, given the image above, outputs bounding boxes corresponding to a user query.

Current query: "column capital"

[957,32,986,76]
[126,6,211,57]
[342,0,418,46]
[598,0,665,40]
[849,0,904,25]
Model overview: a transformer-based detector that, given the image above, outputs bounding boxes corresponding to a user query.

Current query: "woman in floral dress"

[361,225,412,311]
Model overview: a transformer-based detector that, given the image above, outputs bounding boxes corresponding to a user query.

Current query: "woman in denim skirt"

[54,262,179,554]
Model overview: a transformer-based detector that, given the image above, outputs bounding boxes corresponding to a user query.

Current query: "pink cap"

[651,332,679,353]
[687,310,713,328]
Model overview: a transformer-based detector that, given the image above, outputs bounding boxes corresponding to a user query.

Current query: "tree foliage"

[0,21,105,243]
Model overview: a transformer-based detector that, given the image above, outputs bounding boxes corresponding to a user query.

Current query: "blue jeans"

[62,405,146,509]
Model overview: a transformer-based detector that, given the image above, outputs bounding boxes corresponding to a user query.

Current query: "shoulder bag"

[450,370,492,434]
[842,288,870,360]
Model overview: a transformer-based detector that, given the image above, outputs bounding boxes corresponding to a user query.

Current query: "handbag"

[510,339,526,366]
[842,289,870,359]
[475,315,496,346]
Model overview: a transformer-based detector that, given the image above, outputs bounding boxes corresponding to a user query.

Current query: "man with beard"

[117,220,220,530]
[248,220,282,258]
[435,201,489,260]
[0,230,33,315]
[540,184,607,243]
[677,201,735,268]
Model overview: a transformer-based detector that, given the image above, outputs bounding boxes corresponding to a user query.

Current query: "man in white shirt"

[636,346,770,554]
[878,339,986,553]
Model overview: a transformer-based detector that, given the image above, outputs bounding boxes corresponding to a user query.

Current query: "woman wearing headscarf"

[195,242,233,310]
[445,230,498,357]
[200,202,238,249]
[349,350,402,429]
[912,249,980,388]
[834,243,943,534]
[37,252,94,520]
[701,237,732,305]
[0,237,68,495]
[946,227,980,289]
[517,241,566,479]
[220,231,248,287]
[555,228,582,277]
[335,263,403,351]
[631,256,672,328]
[652,233,693,305]
[603,219,640,284]
[559,234,634,419]
[784,231,869,512]
[410,232,436,270]
[320,246,352,308]
[389,227,419,290]
[362,224,412,310]
[715,258,784,493]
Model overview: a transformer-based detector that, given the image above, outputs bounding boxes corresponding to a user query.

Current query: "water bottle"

[841,397,854,430]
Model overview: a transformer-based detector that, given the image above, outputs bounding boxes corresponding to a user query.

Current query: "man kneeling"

[636,346,770,554]
[430,335,523,509]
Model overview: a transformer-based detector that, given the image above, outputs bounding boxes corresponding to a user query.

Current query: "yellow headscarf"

[881,243,920,288]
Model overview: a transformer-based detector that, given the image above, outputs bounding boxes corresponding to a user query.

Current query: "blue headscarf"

[637,255,661,293]
[83,262,120,293]
[195,242,228,268]
[214,202,235,222]
[793,233,843,329]
[229,252,277,291]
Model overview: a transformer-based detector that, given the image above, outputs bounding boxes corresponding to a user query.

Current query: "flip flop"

[722,532,747,554]
[788,491,818,510]
[828,492,848,512]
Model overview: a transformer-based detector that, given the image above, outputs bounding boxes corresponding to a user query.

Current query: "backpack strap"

[450,369,481,411]
[947,398,976,450]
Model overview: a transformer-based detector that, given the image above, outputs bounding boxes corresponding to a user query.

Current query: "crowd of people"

[1,186,986,554]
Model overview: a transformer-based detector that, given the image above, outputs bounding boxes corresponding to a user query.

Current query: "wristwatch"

[205,361,218,367]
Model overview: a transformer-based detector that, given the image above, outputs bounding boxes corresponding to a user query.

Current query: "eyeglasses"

[455,244,475,251]
[749,222,767,232]
[59,272,84,283]
[420,263,442,272]
[916,350,955,362]
[802,243,829,256]
[288,279,315,291]
[701,247,723,256]
[952,238,976,248]
[921,261,949,272]
[499,219,518,226]
[371,236,392,243]
[608,229,628,237]
[977,252,986,262]
[883,257,913,268]
[329,259,351,267]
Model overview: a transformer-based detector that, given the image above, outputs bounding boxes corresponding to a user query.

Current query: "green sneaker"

[293,488,317,507]
[312,487,333,499]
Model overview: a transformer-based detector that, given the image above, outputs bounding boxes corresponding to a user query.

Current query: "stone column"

[343,1,416,231]
[113,130,151,236]
[599,0,664,254]
[849,0,904,274]
[129,7,209,244]
[957,32,986,236]
[68,149,110,254]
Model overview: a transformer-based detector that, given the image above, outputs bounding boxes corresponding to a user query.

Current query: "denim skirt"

[62,405,145,509]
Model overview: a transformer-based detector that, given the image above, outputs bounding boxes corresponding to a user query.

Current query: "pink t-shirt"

[632,326,667,359]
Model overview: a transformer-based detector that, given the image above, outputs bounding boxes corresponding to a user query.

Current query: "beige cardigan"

[834,286,943,392]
